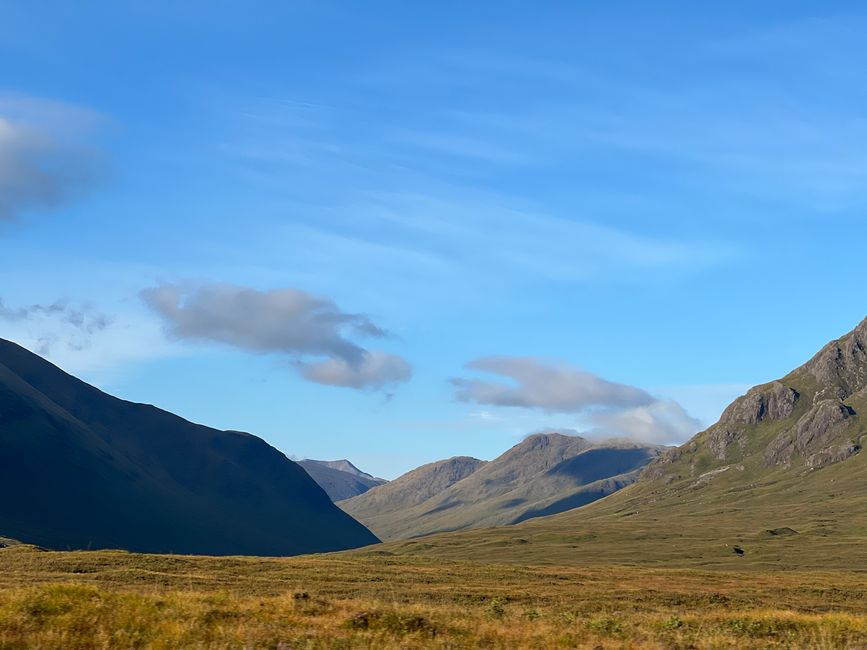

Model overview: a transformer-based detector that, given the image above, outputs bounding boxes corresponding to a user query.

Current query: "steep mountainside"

[341,433,663,540]
[0,338,378,555]
[371,317,867,568]
[299,459,386,501]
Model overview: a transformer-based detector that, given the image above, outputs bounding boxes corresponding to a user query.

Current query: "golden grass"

[1,545,867,648]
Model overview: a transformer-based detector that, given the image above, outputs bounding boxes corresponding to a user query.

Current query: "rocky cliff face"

[804,318,867,401]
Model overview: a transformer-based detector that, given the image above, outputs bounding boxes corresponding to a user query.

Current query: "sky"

[2,2,866,479]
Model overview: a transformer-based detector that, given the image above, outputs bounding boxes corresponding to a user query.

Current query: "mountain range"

[0,338,378,556]
[298,459,386,501]
[340,433,663,540]
[373,316,867,569]
[8,314,867,568]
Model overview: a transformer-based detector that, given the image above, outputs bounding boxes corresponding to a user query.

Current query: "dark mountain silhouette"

[0,338,378,555]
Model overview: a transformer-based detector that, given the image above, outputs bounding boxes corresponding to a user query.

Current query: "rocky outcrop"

[704,382,800,462]
[693,464,743,487]
[795,400,854,450]
[806,443,859,469]
[706,427,743,460]
[765,400,856,468]
[804,318,867,401]
[719,382,799,426]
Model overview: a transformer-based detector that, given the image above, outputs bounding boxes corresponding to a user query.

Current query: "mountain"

[340,433,663,540]
[0,338,378,555]
[373,317,867,568]
[299,459,386,501]
[337,456,486,538]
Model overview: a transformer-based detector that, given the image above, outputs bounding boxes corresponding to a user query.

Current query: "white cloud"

[452,356,701,445]
[453,356,654,412]
[141,282,411,390]
[587,400,701,445]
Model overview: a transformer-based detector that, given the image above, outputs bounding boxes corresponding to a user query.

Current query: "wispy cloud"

[141,282,412,390]
[453,356,654,412]
[586,400,700,445]
[0,94,107,220]
[452,356,700,444]
[0,297,111,355]
[299,352,411,390]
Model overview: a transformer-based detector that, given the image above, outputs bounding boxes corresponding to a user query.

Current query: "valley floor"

[1,545,866,648]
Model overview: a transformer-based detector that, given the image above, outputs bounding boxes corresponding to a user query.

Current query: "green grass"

[2,545,867,648]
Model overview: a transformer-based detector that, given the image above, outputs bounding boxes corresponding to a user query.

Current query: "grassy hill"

[340,433,662,541]
[368,317,867,568]
[0,338,378,555]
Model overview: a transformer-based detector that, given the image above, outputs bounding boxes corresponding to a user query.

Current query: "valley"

[1,545,865,649]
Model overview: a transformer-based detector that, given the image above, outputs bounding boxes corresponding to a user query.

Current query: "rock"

[807,443,859,469]
[795,400,854,451]
[706,427,743,460]
[765,527,798,537]
[694,464,743,487]
[765,400,856,467]
[720,382,799,426]
[804,318,867,400]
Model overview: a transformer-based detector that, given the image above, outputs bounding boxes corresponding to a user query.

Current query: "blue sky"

[2,2,866,478]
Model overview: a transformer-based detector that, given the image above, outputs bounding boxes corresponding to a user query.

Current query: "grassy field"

[1,544,867,648]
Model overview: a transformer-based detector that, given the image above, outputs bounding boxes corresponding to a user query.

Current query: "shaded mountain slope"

[0,338,378,555]
[341,433,663,540]
[299,459,386,501]
[368,317,867,568]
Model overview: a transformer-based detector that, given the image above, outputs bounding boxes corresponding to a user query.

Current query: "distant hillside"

[340,434,662,540]
[299,459,386,501]
[373,317,867,569]
[0,338,379,555]
[337,456,486,538]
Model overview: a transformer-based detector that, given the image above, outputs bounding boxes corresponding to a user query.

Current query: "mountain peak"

[802,315,867,401]
[298,459,386,501]
[304,459,382,482]
[647,317,867,484]
[341,433,662,541]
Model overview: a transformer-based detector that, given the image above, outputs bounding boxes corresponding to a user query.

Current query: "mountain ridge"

[340,432,664,540]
